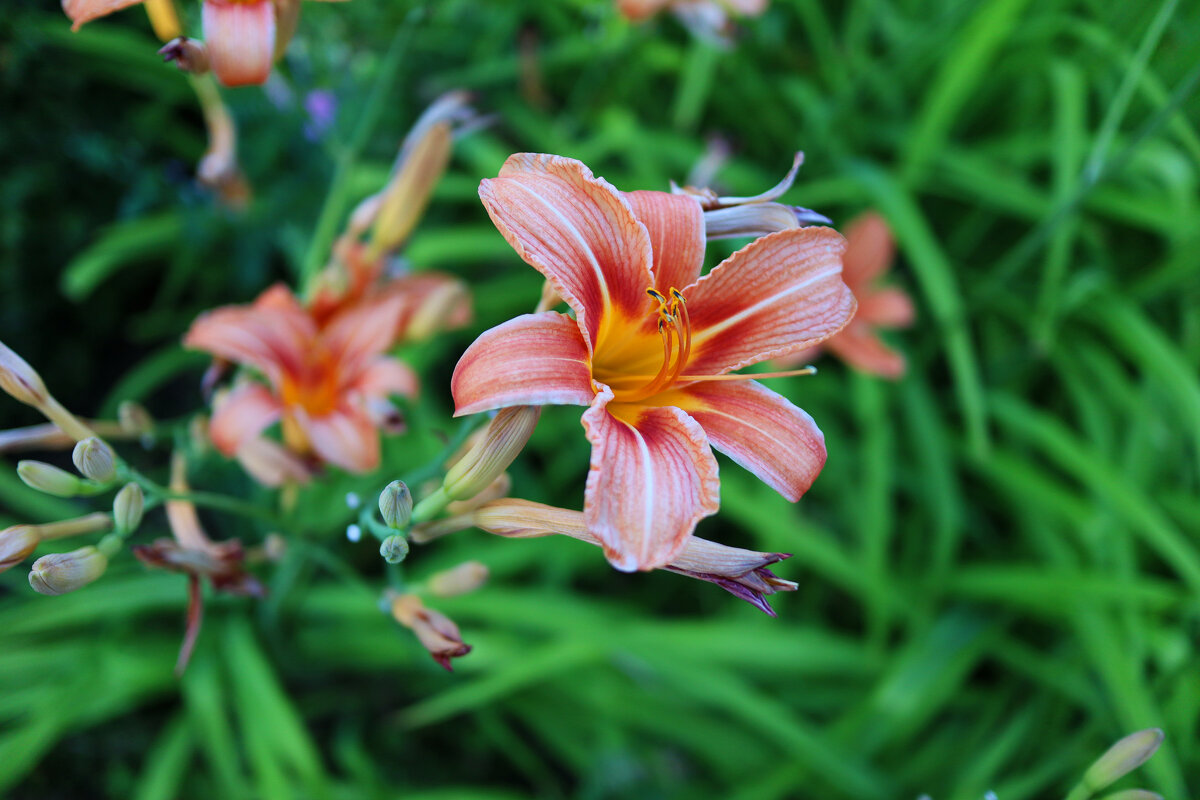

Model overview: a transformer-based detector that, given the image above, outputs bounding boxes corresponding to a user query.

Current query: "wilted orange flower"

[185,284,422,474]
[781,212,914,378]
[62,0,344,87]
[453,154,855,571]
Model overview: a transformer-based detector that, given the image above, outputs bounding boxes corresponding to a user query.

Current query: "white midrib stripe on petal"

[691,265,842,346]
[509,179,613,318]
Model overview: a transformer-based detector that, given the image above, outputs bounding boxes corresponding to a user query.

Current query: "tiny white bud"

[345,492,361,510]
[345,524,362,543]
[72,438,117,483]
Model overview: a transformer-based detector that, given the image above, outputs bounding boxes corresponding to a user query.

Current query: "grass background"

[1,0,1198,797]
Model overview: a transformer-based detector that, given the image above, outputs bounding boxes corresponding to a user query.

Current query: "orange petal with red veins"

[453,312,594,417]
[354,357,419,400]
[479,154,654,351]
[582,388,720,572]
[209,383,281,456]
[665,380,826,501]
[859,287,915,328]
[323,296,405,380]
[684,226,856,375]
[202,0,276,88]
[827,324,907,380]
[184,300,314,388]
[295,404,379,473]
[842,212,895,288]
[623,190,706,296]
[62,0,145,29]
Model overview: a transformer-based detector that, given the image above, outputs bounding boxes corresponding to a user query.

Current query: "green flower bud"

[28,546,108,595]
[1084,729,1164,793]
[379,480,413,529]
[0,525,41,573]
[443,407,539,502]
[72,437,117,483]
[113,483,145,535]
[380,535,410,564]
[18,460,85,497]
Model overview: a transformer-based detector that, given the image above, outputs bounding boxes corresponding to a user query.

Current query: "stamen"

[667,288,691,385]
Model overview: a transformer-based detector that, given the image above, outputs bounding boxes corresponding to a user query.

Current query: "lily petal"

[295,404,380,473]
[452,312,595,417]
[353,357,419,400]
[479,154,654,350]
[323,295,405,380]
[184,299,314,387]
[842,212,895,288]
[235,437,312,487]
[209,382,282,456]
[859,287,915,328]
[62,0,145,29]
[684,226,855,375]
[664,380,825,501]
[202,0,276,88]
[826,324,907,380]
[582,388,720,571]
[623,190,706,294]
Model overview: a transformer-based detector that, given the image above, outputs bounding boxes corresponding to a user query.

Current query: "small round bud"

[113,483,145,535]
[28,546,108,595]
[0,525,42,573]
[17,460,85,497]
[380,535,410,564]
[429,561,489,597]
[72,438,117,483]
[379,480,413,529]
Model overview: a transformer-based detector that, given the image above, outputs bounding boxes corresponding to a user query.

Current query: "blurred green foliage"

[1,0,1199,798]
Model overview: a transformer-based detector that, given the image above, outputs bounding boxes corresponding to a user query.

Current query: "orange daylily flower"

[781,212,915,379]
[185,284,422,475]
[62,0,345,87]
[452,154,855,571]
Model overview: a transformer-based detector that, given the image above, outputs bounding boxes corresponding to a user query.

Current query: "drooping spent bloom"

[63,0,344,87]
[453,154,855,571]
[778,212,914,379]
[618,0,767,41]
[389,593,472,671]
[185,284,421,475]
[446,498,797,615]
[674,152,832,240]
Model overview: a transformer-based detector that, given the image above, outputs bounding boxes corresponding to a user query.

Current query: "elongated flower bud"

[72,437,117,483]
[379,535,410,564]
[143,0,182,42]
[428,561,489,597]
[113,483,145,535]
[28,546,108,595]
[442,407,539,503]
[379,480,413,529]
[0,526,41,572]
[0,340,48,407]
[1083,729,1164,793]
[18,460,85,497]
[118,401,155,437]
[390,593,471,670]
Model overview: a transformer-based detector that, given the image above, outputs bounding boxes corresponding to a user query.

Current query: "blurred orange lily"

[63,0,345,87]
[453,154,855,571]
[185,284,418,474]
[781,212,915,378]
